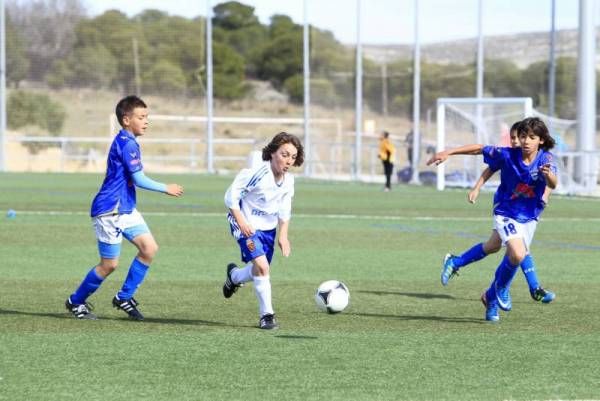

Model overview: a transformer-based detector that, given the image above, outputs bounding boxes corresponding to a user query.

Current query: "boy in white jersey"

[222,132,304,330]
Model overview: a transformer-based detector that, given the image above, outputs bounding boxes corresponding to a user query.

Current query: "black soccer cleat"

[65,298,97,320]
[223,263,243,298]
[259,313,279,330]
[112,296,144,321]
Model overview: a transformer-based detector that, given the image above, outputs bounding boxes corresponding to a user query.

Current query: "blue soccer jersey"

[482,146,557,223]
[90,129,143,217]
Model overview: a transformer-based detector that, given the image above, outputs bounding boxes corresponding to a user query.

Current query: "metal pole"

[0,0,6,172]
[381,61,388,116]
[548,0,556,119]
[409,0,420,184]
[476,0,484,100]
[132,38,141,96]
[576,0,596,189]
[303,0,311,176]
[354,0,362,180]
[206,0,214,173]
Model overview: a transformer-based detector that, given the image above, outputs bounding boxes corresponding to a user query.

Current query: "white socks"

[252,275,273,317]
[231,263,253,284]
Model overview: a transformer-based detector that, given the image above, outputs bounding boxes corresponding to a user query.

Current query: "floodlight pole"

[0,0,6,172]
[548,0,556,119]
[575,0,596,189]
[206,0,214,173]
[303,0,311,177]
[409,0,421,184]
[354,0,363,180]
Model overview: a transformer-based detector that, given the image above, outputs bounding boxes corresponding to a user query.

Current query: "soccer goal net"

[435,97,533,191]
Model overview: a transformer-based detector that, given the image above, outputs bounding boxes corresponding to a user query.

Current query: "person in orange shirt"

[379,131,396,192]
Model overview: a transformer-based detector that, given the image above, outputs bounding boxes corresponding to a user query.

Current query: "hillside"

[363,28,586,68]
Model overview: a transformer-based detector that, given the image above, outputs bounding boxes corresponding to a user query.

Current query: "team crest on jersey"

[246,238,256,252]
[511,183,535,199]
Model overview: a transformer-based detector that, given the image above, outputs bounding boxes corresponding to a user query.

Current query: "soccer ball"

[315,280,350,314]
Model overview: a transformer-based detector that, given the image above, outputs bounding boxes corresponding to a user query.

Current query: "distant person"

[65,95,184,320]
[440,120,555,304]
[427,117,557,322]
[405,129,414,165]
[379,131,396,192]
[222,132,304,330]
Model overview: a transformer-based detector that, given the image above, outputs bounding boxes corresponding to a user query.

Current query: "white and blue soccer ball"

[315,280,350,314]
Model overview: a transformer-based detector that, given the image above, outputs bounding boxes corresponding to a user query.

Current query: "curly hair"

[262,132,304,167]
[517,117,555,151]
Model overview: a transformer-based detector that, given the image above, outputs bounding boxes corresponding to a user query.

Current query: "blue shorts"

[236,229,276,264]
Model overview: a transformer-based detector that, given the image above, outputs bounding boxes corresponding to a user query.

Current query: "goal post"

[435,97,533,191]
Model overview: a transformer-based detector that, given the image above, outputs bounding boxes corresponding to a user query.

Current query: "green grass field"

[1,173,599,401]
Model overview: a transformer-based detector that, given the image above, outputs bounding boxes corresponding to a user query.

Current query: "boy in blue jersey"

[440,120,555,304]
[427,117,557,322]
[65,95,184,320]
[222,132,304,330]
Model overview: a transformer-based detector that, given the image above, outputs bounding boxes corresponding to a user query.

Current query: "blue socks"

[454,243,487,269]
[70,267,104,304]
[117,258,150,300]
[520,254,540,293]
[494,255,519,289]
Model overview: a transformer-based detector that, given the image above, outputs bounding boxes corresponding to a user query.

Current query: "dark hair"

[517,117,555,151]
[262,132,304,167]
[383,131,390,138]
[116,95,147,127]
[510,120,521,133]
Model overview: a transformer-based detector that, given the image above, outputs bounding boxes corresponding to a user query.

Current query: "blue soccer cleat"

[481,291,499,322]
[495,282,512,312]
[441,254,459,286]
[531,287,556,304]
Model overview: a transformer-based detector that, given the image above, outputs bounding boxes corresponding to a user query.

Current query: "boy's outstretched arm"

[426,144,484,166]
[468,167,495,204]
[132,171,184,197]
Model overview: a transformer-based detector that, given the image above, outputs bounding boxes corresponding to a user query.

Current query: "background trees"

[3,0,586,119]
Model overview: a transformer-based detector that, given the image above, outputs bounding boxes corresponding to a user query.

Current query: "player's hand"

[239,221,255,238]
[278,237,291,257]
[166,184,184,197]
[426,151,448,166]
[539,163,553,178]
[468,188,479,204]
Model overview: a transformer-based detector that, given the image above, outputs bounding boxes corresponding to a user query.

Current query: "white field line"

[13,210,600,223]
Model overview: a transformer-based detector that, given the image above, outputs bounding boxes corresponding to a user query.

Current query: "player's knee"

[140,241,159,259]
[253,264,270,277]
[508,251,526,266]
[97,261,118,276]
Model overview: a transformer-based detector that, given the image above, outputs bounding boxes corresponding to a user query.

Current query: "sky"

[84,0,584,45]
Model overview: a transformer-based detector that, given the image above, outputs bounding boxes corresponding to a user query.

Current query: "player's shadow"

[350,312,485,324]
[0,308,244,328]
[275,334,319,340]
[357,290,455,300]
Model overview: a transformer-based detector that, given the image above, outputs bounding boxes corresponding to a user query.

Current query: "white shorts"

[493,214,537,251]
[92,209,149,245]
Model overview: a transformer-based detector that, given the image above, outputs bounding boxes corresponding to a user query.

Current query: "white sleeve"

[224,168,253,210]
[278,177,295,221]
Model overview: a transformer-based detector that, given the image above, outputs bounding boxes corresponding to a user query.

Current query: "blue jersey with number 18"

[482,146,557,223]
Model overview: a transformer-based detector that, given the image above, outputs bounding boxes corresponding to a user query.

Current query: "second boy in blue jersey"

[427,117,557,322]
[65,95,184,320]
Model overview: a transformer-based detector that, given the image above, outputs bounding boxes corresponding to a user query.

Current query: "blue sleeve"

[132,171,167,193]
[482,145,505,171]
[121,140,143,174]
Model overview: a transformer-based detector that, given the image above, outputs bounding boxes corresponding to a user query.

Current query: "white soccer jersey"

[224,161,295,238]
